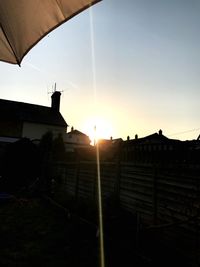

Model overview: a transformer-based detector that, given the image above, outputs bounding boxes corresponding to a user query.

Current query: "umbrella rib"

[55,0,66,19]
[0,23,20,66]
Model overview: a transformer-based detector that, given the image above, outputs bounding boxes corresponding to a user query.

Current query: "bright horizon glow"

[82,116,114,145]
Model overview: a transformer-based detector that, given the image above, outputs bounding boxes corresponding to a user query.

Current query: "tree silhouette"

[52,133,65,161]
[38,131,66,192]
[1,138,39,192]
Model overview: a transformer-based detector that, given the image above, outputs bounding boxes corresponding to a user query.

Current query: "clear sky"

[0,0,200,142]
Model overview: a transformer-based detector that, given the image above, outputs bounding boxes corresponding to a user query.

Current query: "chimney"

[51,91,61,112]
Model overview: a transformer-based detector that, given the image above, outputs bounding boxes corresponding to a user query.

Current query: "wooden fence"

[54,160,200,265]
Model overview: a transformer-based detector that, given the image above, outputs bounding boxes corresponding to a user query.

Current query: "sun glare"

[83,116,113,145]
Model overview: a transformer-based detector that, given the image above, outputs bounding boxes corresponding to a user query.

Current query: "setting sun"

[82,116,113,145]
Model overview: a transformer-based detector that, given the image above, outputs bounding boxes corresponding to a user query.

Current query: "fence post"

[93,162,97,201]
[136,212,141,248]
[74,158,80,207]
[195,173,200,265]
[115,141,122,208]
[153,164,158,224]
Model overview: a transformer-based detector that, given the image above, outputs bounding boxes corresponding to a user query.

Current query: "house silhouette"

[0,91,68,144]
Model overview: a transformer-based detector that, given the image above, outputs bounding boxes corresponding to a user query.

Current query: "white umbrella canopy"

[0,0,101,66]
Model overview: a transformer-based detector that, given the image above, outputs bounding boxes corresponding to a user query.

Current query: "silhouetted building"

[97,137,123,160]
[64,127,91,152]
[0,91,68,145]
[122,130,187,163]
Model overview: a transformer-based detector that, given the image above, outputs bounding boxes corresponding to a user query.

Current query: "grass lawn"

[0,197,98,267]
[1,196,186,267]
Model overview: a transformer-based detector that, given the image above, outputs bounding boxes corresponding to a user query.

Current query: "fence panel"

[55,160,200,265]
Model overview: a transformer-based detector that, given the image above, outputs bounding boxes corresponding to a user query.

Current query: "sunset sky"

[0,0,200,142]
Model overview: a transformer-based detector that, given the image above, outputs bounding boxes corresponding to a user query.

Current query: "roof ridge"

[0,98,49,109]
[0,98,68,127]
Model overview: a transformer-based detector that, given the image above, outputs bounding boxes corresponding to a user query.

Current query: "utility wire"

[168,128,200,138]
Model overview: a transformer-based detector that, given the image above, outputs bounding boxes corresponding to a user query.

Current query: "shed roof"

[67,129,89,137]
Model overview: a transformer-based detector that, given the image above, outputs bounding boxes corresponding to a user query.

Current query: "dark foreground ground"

[0,197,191,267]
